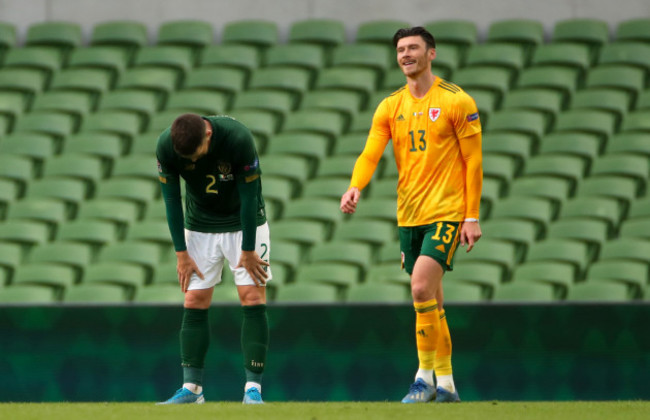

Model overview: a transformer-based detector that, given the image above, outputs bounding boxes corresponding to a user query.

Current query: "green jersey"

[156,115,266,251]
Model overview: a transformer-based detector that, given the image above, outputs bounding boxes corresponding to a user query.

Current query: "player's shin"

[414,299,440,386]
[180,308,210,388]
[434,308,456,392]
[241,304,269,389]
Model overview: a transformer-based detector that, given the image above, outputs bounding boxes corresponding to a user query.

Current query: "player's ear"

[429,48,436,61]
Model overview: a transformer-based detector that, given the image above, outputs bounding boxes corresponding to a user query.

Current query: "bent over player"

[340,27,483,403]
[156,113,271,404]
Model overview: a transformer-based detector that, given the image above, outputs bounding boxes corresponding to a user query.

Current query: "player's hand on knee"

[176,251,204,292]
[237,250,269,287]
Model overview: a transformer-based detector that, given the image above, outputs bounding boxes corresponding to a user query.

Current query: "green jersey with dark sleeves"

[156,115,266,251]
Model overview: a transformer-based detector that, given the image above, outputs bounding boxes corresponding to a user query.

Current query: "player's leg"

[158,231,223,405]
[434,286,460,402]
[226,223,272,404]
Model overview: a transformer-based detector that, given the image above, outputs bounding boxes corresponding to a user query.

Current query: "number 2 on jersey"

[205,175,218,194]
[409,130,426,152]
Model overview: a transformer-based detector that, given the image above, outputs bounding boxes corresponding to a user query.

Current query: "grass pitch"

[1,401,649,420]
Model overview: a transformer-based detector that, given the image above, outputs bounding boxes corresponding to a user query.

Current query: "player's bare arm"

[340,187,360,214]
[237,250,269,287]
[176,250,204,292]
[460,221,482,252]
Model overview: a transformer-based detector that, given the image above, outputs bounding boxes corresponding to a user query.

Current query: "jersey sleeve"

[450,91,482,139]
[349,100,391,191]
[156,133,187,252]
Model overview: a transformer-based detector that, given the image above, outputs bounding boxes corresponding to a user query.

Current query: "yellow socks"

[435,309,456,392]
[414,299,441,384]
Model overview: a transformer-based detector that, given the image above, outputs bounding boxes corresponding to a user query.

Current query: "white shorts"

[185,222,272,290]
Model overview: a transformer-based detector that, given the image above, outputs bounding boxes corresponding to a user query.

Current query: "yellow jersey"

[351,77,482,226]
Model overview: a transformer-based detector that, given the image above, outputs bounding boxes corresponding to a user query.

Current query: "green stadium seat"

[590,154,649,195]
[377,241,401,264]
[332,43,392,79]
[0,154,35,196]
[111,155,158,183]
[67,46,129,87]
[486,19,544,63]
[442,281,486,303]
[0,22,16,63]
[512,261,575,293]
[621,110,650,134]
[116,67,179,106]
[315,67,378,108]
[570,88,631,129]
[27,242,93,278]
[599,238,650,266]
[346,282,411,303]
[354,197,397,223]
[383,68,408,90]
[24,178,87,214]
[80,111,143,151]
[479,220,538,263]
[132,45,194,84]
[530,43,591,81]
[566,281,633,302]
[546,218,609,260]
[265,239,304,274]
[465,88,497,127]
[208,283,243,303]
[259,155,311,195]
[232,90,295,124]
[0,179,19,219]
[221,20,279,57]
[481,132,533,174]
[90,20,148,63]
[508,176,570,217]
[98,90,160,129]
[64,133,123,170]
[150,262,179,286]
[13,111,77,147]
[64,283,130,303]
[83,262,148,291]
[501,89,564,131]
[97,241,161,280]
[282,109,347,145]
[0,220,51,251]
[300,90,363,127]
[355,19,410,47]
[12,263,76,289]
[282,198,344,235]
[453,239,518,279]
[31,91,93,129]
[492,281,557,302]
[585,65,645,105]
[56,220,118,251]
[49,68,113,107]
[365,263,410,286]
[308,241,373,273]
[558,197,621,235]
[269,219,328,247]
[332,219,396,247]
[333,133,368,156]
[288,19,346,63]
[2,47,63,85]
[125,220,172,253]
[485,109,547,149]
[183,67,246,107]
[25,21,82,62]
[42,154,104,196]
[165,90,228,115]
[424,20,478,64]
[635,89,650,110]
[156,19,213,61]
[0,284,58,304]
[587,260,647,296]
[260,176,293,220]
[516,66,579,107]
[0,68,47,108]
[295,262,361,288]
[576,176,637,217]
[615,18,650,43]
[465,43,526,79]
[0,242,21,280]
[0,91,27,131]
[348,109,375,134]
[198,44,259,83]
[619,219,650,240]
[0,133,57,171]
[265,132,330,170]
[522,155,586,194]
[301,178,351,201]
[94,178,159,213]
[598,42,650,75]
[482,153,518,192]
[227,109,279,152]
[265,44,325,81]
[274,283,340,303]
[452,66,512,107]
[525,239,590,278]
[316,155,356,179]
[480,177,503,219]
[552,109,617,152]
[551,18,610,63]
[6,198,68,236]
[135,284,184,304]
[539,132,600,168]
[445,261,504,293]
[248,67,311,105]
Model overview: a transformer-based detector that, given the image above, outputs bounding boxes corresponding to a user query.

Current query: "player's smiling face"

[396,35,435,77]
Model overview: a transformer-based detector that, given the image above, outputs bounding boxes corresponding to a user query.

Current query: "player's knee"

[184,290,211,309]
[411,281,435,302]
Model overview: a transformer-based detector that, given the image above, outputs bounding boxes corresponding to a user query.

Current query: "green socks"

[241,304,269,383]
[180,308,210,386]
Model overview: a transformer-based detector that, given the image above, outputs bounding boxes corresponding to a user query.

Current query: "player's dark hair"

[393,26,436,49]
[171,113,206,156]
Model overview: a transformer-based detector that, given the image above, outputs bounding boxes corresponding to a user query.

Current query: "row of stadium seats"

[0,17,649,303]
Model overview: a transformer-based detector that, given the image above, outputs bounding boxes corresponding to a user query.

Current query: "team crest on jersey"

[429,108,441,122]
[218,161,232,174]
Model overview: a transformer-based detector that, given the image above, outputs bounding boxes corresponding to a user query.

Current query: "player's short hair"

[393,26,436,50]
[171,113,206,156]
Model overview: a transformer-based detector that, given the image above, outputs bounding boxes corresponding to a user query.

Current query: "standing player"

[340,27,482,403]
[156,113,271,405]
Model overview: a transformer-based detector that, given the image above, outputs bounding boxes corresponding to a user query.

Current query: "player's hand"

[340,187,360,214]
[237,250,269,287]
[176,251,204,293]
[460,221,482,252]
